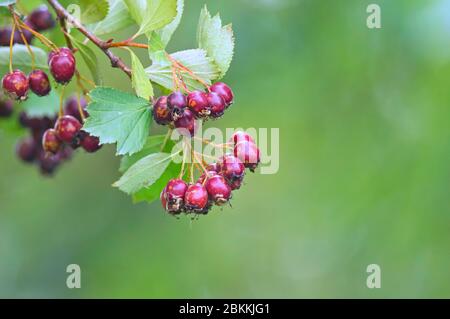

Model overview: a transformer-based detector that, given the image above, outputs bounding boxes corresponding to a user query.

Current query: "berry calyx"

[26,5,55,32]
[167,91,187,120]
[221,154,245,183]
[28,70,51,96]
[0,98,13,117]
[64,96,88,122]
[163,179,188,214]
[16,137,37,163]
[2,70,29,101]
[184,183,209,214]
[152,95,172,125]
[210,82,234,107]
[231,131,255,145]
[205,174,232,205]
[48,48,76,84]
[42,128,61,154]
[174,108,197,136]
[79,131,102,153]
[207,91,226,118]
[187,90,210,118]
[234,141,261,172]
[54,115,82,144]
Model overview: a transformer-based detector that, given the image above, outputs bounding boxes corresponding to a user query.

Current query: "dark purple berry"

[187,90,210,117]
[64,95,88,122]
[152,95,172,125]
[234,141,261,172]
[26,5,55,32]
[0,26,33,46]
[184,183,209,214]
[167,91,187,120]
[80,131,102,153]
[28,70,51,96]
[49,48,76,84]
[174,108,197,136]
[163,179,188,214]
[0,98,13,117]
[205,174,232,205]
[42,128,61,154]
[2,70,29,100]
[207,92,226,118]
[54,115,82,143]
[16,137,37,163]
[210,82,234,106]
[38,151,61,176]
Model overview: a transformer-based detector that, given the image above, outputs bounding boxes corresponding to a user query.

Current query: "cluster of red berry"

[160,131,260,215]
[153,82,234,136]
[0,5,55,47]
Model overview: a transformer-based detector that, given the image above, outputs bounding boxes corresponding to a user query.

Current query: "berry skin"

[174,108,197,136]
[221,154,245,184]
[184,183,210,214]
[210,82,234,107]
[64,96,88,122]
[48,48,74,64]
[38,151,61,176]
[0,26,33,46]
[16,137,37,163]
[205,174,232,205]
[42,128,61,154]
[167,91,187,120]
[231,131,255,145]
[54,115,82,144]
[207,92,226,118]
[80,131,102,153]
[197,171,219,185]
[28,70,51,96]
[26,6,55,32]
[234,141,261,172]
[152,96,172,125]
[187,90,210,118]
[2,70,29,101]
[228,177,244,190]
[0,98,13,117]
[160,187,168,211]
[163,179,189,214]
[207,162,221,173]
[49,48,76,84]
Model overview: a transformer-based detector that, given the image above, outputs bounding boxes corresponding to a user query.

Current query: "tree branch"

[46,0,132,78]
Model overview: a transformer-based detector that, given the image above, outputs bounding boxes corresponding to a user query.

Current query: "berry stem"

[166,53,211,91]
[59,86,65,117]
[160,128,173,152]
[8,19,15,73]
[76,91,86,122]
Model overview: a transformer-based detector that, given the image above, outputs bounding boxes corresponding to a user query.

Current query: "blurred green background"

[1,0,450,298]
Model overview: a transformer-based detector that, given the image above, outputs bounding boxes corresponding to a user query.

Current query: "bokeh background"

[1,0,450,298]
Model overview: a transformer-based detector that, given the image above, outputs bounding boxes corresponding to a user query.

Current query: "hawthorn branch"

[46,0,132,78]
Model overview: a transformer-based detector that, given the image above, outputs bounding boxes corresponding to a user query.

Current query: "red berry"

[0,98,13,117]
[197,170,219,185]
[54,115,82,143]
[80,131,102,153]
[164,179,188,214]
[49,48,76,84]
[38,151,61,176]
[207,91,226,118]
[48,48,74,64]
[210,82,234,106]
[28,70,51,96]
[231,131,255,145]
[174,108,197,136]
[64,95,88,122]
[152,96,172,125]
[234,141,260,172]
[184,183,209,214]
[42,128,61,154]
[167,91,187,120]
[16,137,37,163]
[26,5,55,32]
[2,70,29,100]
[221,154,245,183]
[205,174,232,205]
[187,90,210,117]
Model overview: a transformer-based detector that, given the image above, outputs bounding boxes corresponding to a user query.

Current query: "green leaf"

[20,90,59,117]
[62,0,110,24]
[155,0,184,47]
[113,152,174,194]
[146,49,219,91]
[125,0,177,37]
[83,87,152,155]
[132,160,180,203]
[67,34,100,84]
[0,0,16,6]
[197,5,235,78]
[119,134,175,173]
[129,49,153,99]
[0,45,48,75]
[88,0,134,36]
